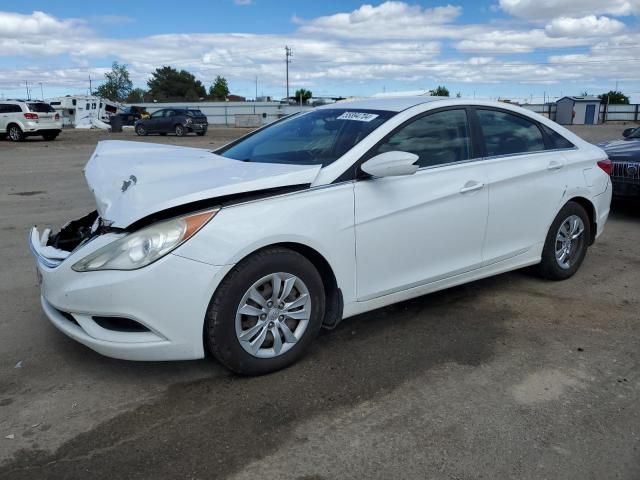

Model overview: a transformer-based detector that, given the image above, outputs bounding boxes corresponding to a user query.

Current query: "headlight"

[72,209,218,272]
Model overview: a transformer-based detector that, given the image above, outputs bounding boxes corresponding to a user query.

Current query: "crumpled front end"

[28,212,231,361]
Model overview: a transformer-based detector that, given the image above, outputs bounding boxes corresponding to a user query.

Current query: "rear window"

[186,109,204,117]
[28,103,56,113]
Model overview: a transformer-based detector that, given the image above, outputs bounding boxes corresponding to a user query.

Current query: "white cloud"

[498,0,640,21]
[545,15,625,37]
[234,0,254,5]
[0,10,86,37]
[0,4,638,97]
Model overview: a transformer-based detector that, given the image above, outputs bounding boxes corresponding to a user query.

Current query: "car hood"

[85,141,321,228]
[597,138,640,161]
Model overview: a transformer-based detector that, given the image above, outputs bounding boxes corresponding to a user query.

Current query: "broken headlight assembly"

[72,209,218,272]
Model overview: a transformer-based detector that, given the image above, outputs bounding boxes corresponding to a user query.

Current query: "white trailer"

[48,95,118,127]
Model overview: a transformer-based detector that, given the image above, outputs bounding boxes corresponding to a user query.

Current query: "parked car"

[29,97,612,375]
[115,106,149,126]
[134,108,208,137]
[0,100,62,141]
[598,127,640,197]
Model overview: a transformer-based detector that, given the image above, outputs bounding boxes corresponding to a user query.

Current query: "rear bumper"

[593,178,612,240]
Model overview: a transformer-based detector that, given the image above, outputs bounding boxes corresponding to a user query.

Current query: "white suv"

[0,100,62,142]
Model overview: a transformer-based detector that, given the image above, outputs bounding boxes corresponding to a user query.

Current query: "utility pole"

[255,75,258,101]
[39,82,44,100]
[25,80,29,100]
[285,46,292,101]
[89,74,92,95]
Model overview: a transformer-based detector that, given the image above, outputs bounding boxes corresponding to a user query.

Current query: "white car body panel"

[29,97,612,361]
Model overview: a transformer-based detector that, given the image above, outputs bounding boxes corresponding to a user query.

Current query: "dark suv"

[135,108,208,137]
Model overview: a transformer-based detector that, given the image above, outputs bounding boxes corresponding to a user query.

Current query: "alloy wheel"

[555,214,585,270]
[235,272,311,358]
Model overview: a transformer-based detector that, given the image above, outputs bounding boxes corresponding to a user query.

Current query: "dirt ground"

[0,124,639,479]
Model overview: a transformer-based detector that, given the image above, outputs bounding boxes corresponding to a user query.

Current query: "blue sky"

[1,0,639,102]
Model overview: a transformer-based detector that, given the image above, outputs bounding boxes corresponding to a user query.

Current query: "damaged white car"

[30,97,612,375]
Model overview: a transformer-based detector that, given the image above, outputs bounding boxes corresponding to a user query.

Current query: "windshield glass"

[629,127,640,139]
[219,108,394,166]
[28,103,55,113]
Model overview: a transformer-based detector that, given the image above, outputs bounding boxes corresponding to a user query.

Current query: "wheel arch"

[214,241,344,330]
[566,196,597,245]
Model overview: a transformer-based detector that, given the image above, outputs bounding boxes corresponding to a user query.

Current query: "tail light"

[24,112,38,120]
[55,113,60,120]
[597,158,612,175]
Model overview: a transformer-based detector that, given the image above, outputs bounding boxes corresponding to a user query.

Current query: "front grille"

[612,161,640,180]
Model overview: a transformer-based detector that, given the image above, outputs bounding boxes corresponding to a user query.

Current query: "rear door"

[475,108,568,264]
[354,108,489,301]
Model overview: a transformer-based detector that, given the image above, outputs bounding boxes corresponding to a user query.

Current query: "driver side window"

[376,109,472,168]
[151,110,164,118]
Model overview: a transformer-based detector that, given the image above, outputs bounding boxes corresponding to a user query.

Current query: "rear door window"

[477,109,545,156]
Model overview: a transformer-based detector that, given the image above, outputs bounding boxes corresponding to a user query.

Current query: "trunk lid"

[85,141,321,228]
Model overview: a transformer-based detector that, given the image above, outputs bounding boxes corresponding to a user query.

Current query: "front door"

[354,108,489,301]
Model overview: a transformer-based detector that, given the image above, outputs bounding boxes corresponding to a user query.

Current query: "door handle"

[459,181,485,193]
[547,161,563,171]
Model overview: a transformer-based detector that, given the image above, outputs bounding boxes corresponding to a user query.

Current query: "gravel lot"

[0,124,639,479]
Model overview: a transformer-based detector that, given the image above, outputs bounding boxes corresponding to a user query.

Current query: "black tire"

[135,124,147,136]
[174,124,186,137]
[534,201,591,280]
[42,132,58,141]
[159,132,167,136]
[205,247,325,375]
[7,124,24,142]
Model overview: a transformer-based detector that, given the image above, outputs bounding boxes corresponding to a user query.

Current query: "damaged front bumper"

[28,216,231,361]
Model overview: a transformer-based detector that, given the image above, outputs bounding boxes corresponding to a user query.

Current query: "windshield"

[219,108,394,166]
[28,103,56,113]
[629,127,640,139]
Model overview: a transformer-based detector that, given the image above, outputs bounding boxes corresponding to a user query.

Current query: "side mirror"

[361,151,419,178]
[622,127,635,138]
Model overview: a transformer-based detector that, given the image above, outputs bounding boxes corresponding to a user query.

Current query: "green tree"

[429,85,450,97]
[209,75,230,101]
[94,62,133,102]
[147,66,206,101]
[598,90,629,104]
[126,88,147,103]
[294,88,313,104]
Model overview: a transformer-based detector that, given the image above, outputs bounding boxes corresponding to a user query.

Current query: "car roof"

[319,95,448,112]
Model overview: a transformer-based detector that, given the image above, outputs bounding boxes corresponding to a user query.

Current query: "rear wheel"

[174,124,186,137]
[8,124,24,142]
[534,201,590,280]
[205,247,325,375]
[42,132,58,141]
[135,124,147,136]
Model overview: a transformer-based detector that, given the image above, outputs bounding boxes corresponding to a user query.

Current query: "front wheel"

[174,124,186,137]
[205,247,325,375]
[534,201,590,280]
[135,124,147,136]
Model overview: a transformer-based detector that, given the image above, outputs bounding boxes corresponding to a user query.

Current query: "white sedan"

[29,97,612,375]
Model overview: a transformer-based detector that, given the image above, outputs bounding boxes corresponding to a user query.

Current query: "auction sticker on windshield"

[337,112,379,122]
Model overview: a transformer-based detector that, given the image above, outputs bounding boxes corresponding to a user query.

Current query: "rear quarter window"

[540,124,575,149]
